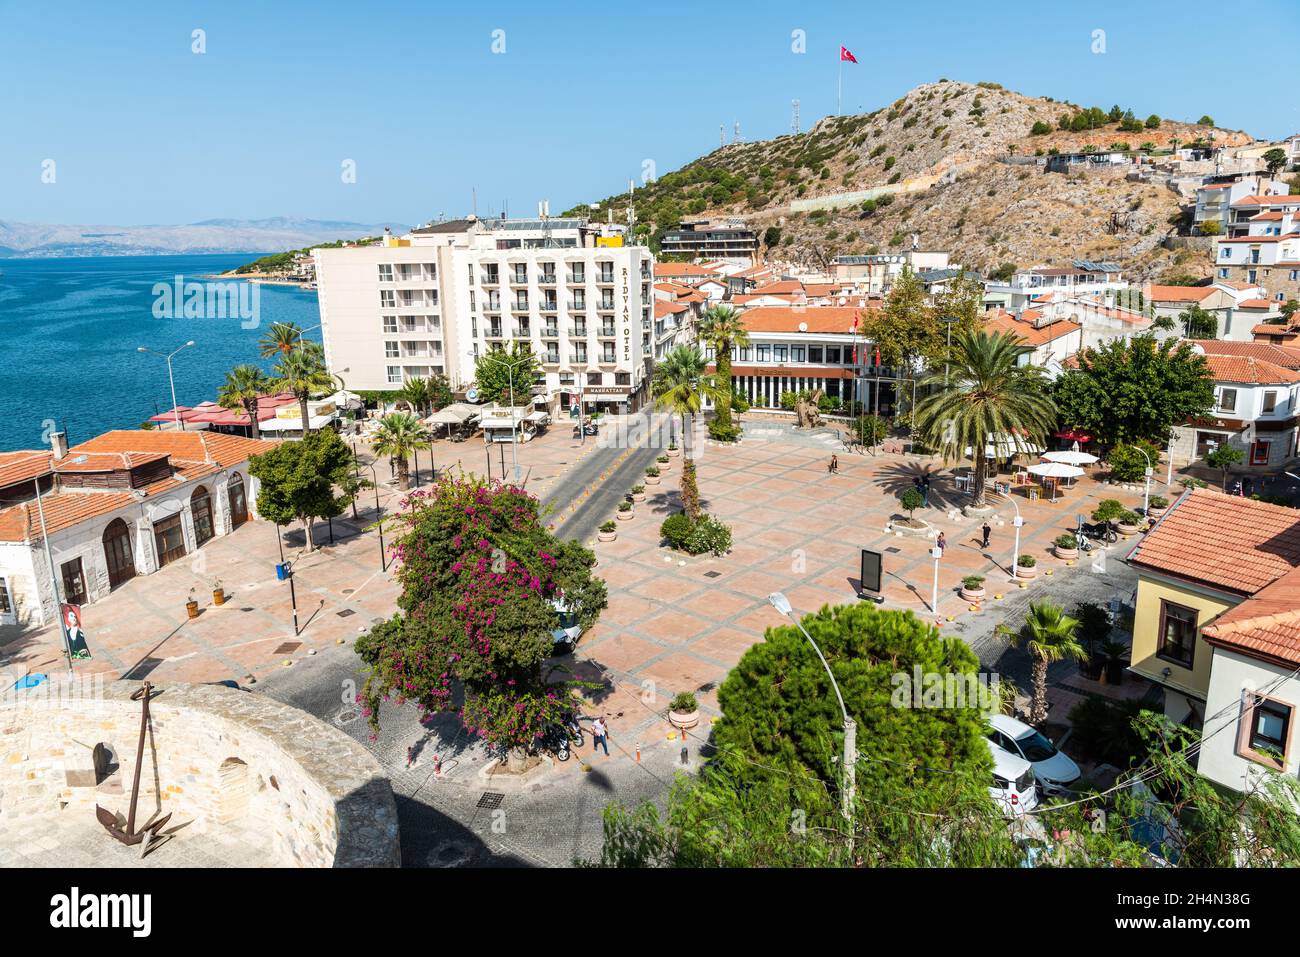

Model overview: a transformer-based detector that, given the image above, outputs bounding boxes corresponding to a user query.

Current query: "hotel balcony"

[538,272,557,285]
[541,325,559,338]
[598,325,617,338]
[570,325,588,337]
[567,272,586,285]
[509,273,528,286]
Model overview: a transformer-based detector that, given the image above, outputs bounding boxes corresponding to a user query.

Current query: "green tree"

[914,330,1057,508]
[258,321,306,358]
[1263,147,1288,178]
[1002,601,1087,725]
[652,345,724,522]
[370,412,432,491]
[1179,303,1218,338]
[1052,335,1214,449]
[1281,300,1299,325]
[1198,219,1222,237]
[216,364,270,440]
[271,341,336,432]
[900,485,924,520]
[1145,114,1162,129]
[1206,442,1243,489]
[696,305,749,441]
[249,428,355,552]
[1197,115,1215,126]
[1029,120,1052,135]
[474,342,541,406]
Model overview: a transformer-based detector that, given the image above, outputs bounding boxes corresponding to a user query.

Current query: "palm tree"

[397,377,432,417]
[217,364,270,440]
[652,345,725,521]
[696,305,749,436]
[259,321,306,358]
[370,412,431,490]
[272,341,336,433]
[914,330,1056,510]
[1005,601,1088,725]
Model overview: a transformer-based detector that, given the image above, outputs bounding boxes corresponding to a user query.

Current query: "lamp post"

[940,315,959,386]
[995,489,1024,581]
[478,351,522,483]
[1134,447,1153,516]
[32,478,74,674]
[930,545,942,613]
[137,341,195,430]
[767,592,855,822]
[362,463,386,572]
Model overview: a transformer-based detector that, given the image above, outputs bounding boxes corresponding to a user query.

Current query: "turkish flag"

[840,46,858,63]
[874,347,881,367]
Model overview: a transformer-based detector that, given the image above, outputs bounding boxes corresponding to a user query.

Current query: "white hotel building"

[313,217,656,416]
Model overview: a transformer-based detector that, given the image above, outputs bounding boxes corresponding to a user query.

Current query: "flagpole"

[838,59,843,116]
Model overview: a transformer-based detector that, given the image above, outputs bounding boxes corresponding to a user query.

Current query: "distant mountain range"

[0,217,408,259]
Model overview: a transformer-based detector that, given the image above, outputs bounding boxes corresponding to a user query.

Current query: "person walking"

[921,473,931,506]
[980,522,991,549]
[591,716,610,757]
[936,531,947,555]
[828,454,839,474]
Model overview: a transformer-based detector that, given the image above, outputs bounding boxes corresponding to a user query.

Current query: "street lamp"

[930,545,943,613]
[940,315,960,386]
[478,351,522,483]
[995,489,1024,582]
[361,462,386,572]
[137,341,195,430]
[767,592,856,822]
[1133,446,1154,516]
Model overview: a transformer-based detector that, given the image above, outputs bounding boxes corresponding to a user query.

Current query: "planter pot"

[1080,655,1105,681]
[644,475,661,485]
[668,708,699,730]
[616,510,633,522]
[598,530,618,542]
[1117,523,1141,537]
[212,588,226,606]
[1103,659,1125,685]
[960,586,986,602]
[1054,545,1079,560]
[185,600,200,619]
[1147,507,1167,520]
[631,491,646,502]
[657,462,671,472]
[1014,565,1038,580]
[666,447,681,457]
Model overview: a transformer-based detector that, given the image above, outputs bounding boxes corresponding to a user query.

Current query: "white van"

[988,740,1039,817]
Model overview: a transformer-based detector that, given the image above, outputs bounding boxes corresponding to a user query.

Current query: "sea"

[0,254,322,452]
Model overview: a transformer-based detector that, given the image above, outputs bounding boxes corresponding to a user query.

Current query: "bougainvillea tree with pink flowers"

[355,476,606,757]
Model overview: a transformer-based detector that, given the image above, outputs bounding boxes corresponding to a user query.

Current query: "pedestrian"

[921,473,931,506]
[592,716,610,757]
[980,522,991,549]
[829,454,839,474]
[936,531,947,555]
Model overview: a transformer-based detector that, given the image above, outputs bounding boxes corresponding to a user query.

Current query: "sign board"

[61,603,92,660]
[859,549,882,595]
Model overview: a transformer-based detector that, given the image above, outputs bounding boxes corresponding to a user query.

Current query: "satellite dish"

[798,321,808,332]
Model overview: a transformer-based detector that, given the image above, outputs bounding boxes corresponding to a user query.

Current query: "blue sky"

[2,0,1297,226]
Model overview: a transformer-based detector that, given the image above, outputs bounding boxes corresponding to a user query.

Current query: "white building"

[0,431,271,631]
[984,261,1127,311]
[313,217,656,416]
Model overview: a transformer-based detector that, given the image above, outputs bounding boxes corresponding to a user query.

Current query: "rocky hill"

[569,80,1257,281]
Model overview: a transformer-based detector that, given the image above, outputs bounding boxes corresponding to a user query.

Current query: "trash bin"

[275,562,291,581]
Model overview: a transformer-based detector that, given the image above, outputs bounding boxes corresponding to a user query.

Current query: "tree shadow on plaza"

[874,460,969,514]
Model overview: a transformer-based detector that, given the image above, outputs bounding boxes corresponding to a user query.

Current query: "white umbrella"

[983,433,1044,458]
[1042,450,1099,467]
[1026,462,1084,501]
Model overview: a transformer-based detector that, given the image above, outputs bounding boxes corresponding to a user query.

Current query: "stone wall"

[0,680,399,867]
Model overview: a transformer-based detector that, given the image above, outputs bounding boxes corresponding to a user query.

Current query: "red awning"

[1053,429,1093,442]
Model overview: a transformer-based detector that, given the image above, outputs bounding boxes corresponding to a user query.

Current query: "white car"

[550,598,582,654]
[988,739,1039,817]
[987,714,1081,796]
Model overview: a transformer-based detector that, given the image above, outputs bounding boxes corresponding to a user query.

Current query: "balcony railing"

[542,326,559,338]
[567,273,586,284]
[599,326,617,338]
[538,273,557,285]
[570,325,588,337]
[510,273,528,285]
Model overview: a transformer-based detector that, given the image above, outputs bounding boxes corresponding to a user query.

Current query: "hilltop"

[568,80,1257,280]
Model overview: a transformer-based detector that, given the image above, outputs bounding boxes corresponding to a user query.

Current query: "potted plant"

[1053,533,1079,560]
[656,453,671,472]
[666,440,680,457]
[185,587,200,619]
[1115,510,1143,536]
[1075,601,1109,681]
[212,580,227,606]
[1091,499,1127,524]
[616,501,634,521]
[644,465,661,485]
[630,484,646,502]
[1014,554,1038,579]
[598,520,618,543]
[960,575,986,602]
[668,691,700,730]
[1146,495,1169,519]
[1100,638,1128,685]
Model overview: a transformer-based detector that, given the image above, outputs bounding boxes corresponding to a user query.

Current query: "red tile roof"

[740,305,868,334]
[983,311,1082,346]
[1187,339,1300,369]
[1129,489,1300,594]
[653,263,718,279]
[1201,353,1300,384]
[1147,285,1217,302]
[0,451,53,489]
[1202,566,1300,668]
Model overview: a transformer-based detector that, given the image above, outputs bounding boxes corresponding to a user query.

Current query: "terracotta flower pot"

[1014,565,1038,580]
[667,447,681,457]
[1147,507,1167,520]
[186,600,200,619]
[212,588,226,606]
[1117,522,1141,537]
[960,586,986,602]
[616,510,633,522]
[598,530,617,542]
[668,708,699,730]
[645,475,661,485]
[1054,545,1079,560]
[631,491,646,502]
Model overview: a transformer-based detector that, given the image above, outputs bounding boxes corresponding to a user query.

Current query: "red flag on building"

[840,46,858,64]
[874,346,881,367]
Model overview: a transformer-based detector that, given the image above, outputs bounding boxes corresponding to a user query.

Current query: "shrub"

[645,466,660,477]
[1108,441,1159,483]
[685,515,733,556]
[618,501,632,512]
[1180,477,1208,490]
[708,419,742,443]
[631,484,645,494]
[1148,495,1168,510]
[1017,554,1037,568]
[900,486,924,519]
[962,575,985,590]
[670,692,698,713]
[1092,499,1127,523]
[1117,510,1142,526]
[660,513,693,549]
[1029,120,1052,135]
[600,520,617,533]
[656,454,670,464]
[1054,534,1078,549]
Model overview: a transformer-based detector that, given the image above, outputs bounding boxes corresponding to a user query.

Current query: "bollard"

[635,746,641,762]
[680,746,688,765]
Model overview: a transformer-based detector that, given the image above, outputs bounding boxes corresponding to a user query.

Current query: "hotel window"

[380,290,396,308]
[425,263,437,279]
[1263,391,1278,413]
[1250,440,1271,465]
[792,346,806,362]
[0,577,10,615]
[826,346,842,363]
[377,264,393,282]
[382,316,398,333]
[1238,694,1293,770]
[616,372,631,385]
[386,366,402,384]
[384,341,399,359]
[1218,388,1237,412]
[61,558,88,606]
[809,346,824,363]
[1156,600,1197,668]
[756,345,771,362]
[588,373,603,386]
[1220,248,1232,259]
[774,345,788,362]
[739,346,752,361]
